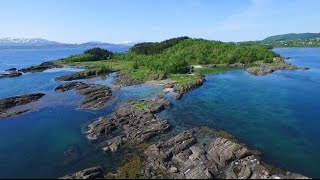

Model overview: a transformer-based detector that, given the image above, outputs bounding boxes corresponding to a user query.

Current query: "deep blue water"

[160,48,320,178]
[0,47,320,178]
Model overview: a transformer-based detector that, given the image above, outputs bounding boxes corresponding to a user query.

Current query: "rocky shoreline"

[246,58,309,76]
[142,130,308,179]
[55,82,112,110]
[0,61,62,79]
[86,96,171,152]
[19,61,62,73]
[55,68,115,81]
[0,68,22,79]
[0,93,45,119]
[113,71,143,86]
[0,60,311,178]
[61,92,309,179]
[173,75,206,99]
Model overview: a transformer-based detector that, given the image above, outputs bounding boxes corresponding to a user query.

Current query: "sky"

[0,0,319,43]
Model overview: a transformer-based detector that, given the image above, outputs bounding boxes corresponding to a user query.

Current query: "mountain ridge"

[0,37,138,48]
[263,33,320,42]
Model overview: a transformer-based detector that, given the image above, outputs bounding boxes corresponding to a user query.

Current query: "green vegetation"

[129,38,277,74]
[59,47,114,63]
[132,101,149,111]
[57,37,281,85]
[130,36,190,55]
[169,74,202,86]
[193,67,229,75]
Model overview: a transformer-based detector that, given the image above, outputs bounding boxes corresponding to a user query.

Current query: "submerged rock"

[55,82,112,110]
[60,166,105,179]
[0,93,45,119]
[86,96,171,152]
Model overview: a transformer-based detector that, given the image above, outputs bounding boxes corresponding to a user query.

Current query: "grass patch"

[194,67,229,75]
[169,74,202,86]
[55,59,134,71]
[124,66,166,82]
[132,101,149,111]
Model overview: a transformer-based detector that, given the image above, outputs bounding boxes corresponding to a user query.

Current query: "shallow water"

[159,48,320,178]
[0,48,161,178]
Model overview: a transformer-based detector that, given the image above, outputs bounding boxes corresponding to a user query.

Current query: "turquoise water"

[0,48,161,178]
[160,48,320,178]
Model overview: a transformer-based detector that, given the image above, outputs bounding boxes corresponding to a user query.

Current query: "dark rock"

[86,97,171,152]
[19,61,62,73]
[247,63,301,76]
[55,82,112,110]
[113,71,142,86]
[300,67,310,70]
[0,93,45,119]
[0,72,22,79]
[164,83,174,89]
[5,68,17,72]
[55,82,90,92]
[60,166,105,179]
[55,69,114,81]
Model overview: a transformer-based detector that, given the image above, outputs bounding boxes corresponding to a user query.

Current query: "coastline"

[0,50,313,178]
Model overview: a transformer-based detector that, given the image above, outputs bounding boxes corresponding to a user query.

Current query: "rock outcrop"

[173,75,206,99]
[113,71,142,86]
[0,71,22,79]
[55,68,114,81]
[19,61,62,73]
[60,166,105,179]
[86,97,171,152]
[247,59,309,76]
[0,93,45,119]
[55,82,112,110]
[142,130,309,179]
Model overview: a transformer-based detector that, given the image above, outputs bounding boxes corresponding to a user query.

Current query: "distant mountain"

[258,33,320,47]
[0,37,63,47]
[0,37,139,52]
[263,33,320,42]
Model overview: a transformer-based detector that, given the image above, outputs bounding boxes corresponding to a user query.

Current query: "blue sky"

[0,0,319,43]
